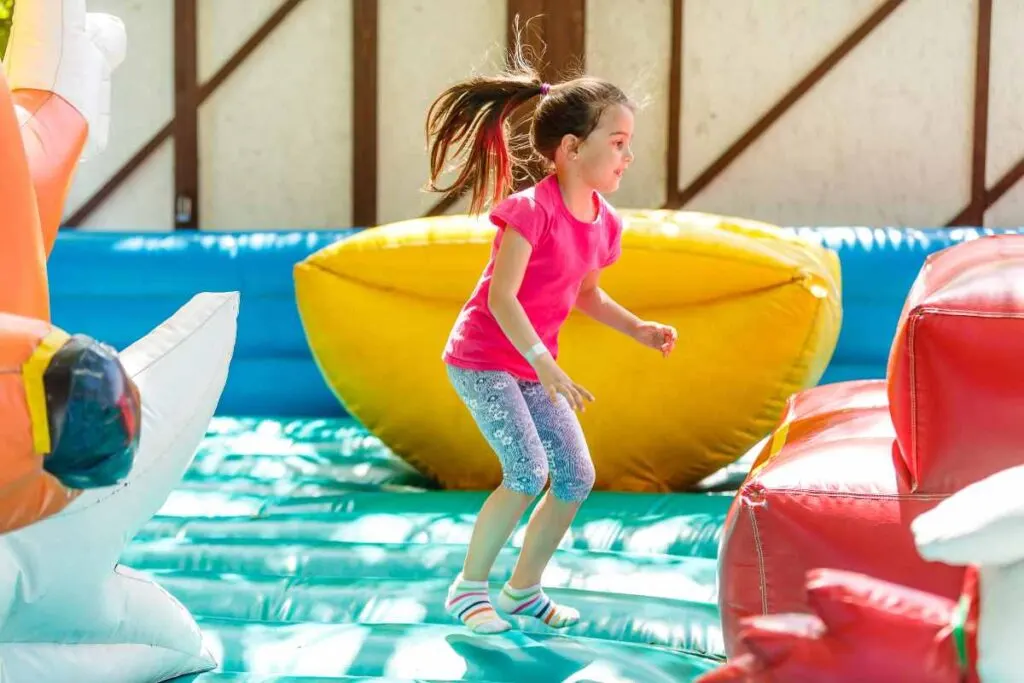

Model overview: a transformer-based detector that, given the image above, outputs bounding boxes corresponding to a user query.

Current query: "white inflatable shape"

[912,464,1024,568]
[913,464,1024,683]
[3,0,127,156]
[0,292,239,683]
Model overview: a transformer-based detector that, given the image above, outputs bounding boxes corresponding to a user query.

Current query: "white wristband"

[524,342,549,364]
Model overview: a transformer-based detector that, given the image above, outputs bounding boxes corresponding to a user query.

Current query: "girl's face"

[574,104,635,194]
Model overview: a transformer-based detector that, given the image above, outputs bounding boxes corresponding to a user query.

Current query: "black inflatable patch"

[42,334,141,489]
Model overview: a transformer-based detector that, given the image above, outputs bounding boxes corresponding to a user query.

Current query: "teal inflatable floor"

[125,418,732,682]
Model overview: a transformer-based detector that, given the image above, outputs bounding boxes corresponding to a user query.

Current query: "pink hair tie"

[540,83,551,96]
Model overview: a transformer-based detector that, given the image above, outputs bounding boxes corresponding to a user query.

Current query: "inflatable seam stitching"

[124,295,236,379]
[909,311,920,490]
[757,489,947,500]
[746,505,768,615]
[916,306,1024,320]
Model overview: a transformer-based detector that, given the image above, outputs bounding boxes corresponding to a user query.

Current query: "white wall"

[198,0,353,230]
[62,0,1024,230]
[66,0,174,230]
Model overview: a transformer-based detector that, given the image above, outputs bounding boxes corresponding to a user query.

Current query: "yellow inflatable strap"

[22,328,70,454]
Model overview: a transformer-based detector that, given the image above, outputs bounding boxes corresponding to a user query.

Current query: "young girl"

[425,47,678,635]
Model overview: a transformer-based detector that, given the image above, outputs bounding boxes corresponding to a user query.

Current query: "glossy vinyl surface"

[127,417,733,682]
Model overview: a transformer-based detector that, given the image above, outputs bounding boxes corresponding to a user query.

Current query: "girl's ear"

[558,133,580,159]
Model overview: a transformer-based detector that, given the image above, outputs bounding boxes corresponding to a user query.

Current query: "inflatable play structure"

[700,466,1024,682]
[6,2,1023,681]
[295,211,843,492]
[0,0,127,528]
[704,232,1024,681]
[695,566,977,682]
[0,2,237,681]
[44,223,1024,680]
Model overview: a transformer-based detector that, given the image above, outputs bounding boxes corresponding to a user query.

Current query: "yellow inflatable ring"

[295,210,842,492]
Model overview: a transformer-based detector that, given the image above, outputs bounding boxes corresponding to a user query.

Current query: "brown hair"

[425,33,633,215]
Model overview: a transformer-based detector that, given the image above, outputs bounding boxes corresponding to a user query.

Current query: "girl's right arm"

[487,228,594,411]
[487,228,543,353]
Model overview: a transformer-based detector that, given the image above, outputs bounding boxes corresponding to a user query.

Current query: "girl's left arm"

[574,270,642,337]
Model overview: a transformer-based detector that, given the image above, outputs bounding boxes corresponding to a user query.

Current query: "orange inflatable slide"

[0,2,139,533]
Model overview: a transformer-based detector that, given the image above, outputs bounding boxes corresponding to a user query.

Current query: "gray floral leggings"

[446,365,596,502]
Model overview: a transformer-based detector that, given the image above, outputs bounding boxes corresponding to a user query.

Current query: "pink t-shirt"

[442,174,623,381]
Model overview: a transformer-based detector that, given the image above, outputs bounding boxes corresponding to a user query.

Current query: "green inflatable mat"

[128,418,734,682]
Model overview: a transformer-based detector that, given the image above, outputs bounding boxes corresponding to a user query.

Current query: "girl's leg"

[444,365,551,634]
[496,381,595,628]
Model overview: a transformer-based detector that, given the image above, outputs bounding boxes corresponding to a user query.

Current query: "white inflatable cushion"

[0,292,239,683]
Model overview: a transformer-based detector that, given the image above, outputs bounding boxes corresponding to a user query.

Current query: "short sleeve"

[490,193,548,248]
[601,209,623,268]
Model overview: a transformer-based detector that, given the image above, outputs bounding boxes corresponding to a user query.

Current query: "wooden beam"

[64,0,309,228]
[425,0,584,217]
[664,0,683,209]
[665,0,905,209]
[507,0,545,70]
[63,121,173,228]
[352,0,378,227]
[506,0,553,193]
[947,157,1024,227]
[173,0,199,230]
[424,0,586,213]
[503,0,585,86]
[947,0,992,227]
[424,189,466,218]
[541,0,585,80]
[985,158,1024,215]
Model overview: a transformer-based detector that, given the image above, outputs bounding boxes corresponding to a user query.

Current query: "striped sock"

[445,574,511,634]
[496,582,579,629]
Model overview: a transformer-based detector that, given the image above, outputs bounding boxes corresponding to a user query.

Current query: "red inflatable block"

[744,379,890,477]
[888,234,1024,493]
[697,568,978,683]
[718,380,965,656]
[719,235,1024,659]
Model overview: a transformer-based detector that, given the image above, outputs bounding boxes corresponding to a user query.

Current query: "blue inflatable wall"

[48,230,354,416]
[792,226,1018,384]
[46,226,1014,417]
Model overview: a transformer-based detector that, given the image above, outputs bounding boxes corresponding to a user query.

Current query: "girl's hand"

[533,355,595,412]
[633,321,678,357]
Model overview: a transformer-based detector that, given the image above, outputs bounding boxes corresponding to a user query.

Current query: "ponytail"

[425,52,544,215]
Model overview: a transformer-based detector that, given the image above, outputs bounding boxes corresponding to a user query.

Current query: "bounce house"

[700,233,1024,682]
[701,460,1024,682]
[5,1,1024,682]
[0,1,235,681]
[294,210,843,492]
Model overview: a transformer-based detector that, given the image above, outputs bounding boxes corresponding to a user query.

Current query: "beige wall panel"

[985,0,1024,192]
[198,0,283,83]
[679,0,881,191]
[80,139,175,231]
[64,0,174,228]
[62,0,1024,231]
[199,0,352,230]
[681,0,974,227]
[377,0,506,225]
[985,178,1024,228]
[586,0,672,210]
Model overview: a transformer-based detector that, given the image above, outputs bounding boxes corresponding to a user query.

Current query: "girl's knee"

[503,461,549,498]
[551,459,595,503]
